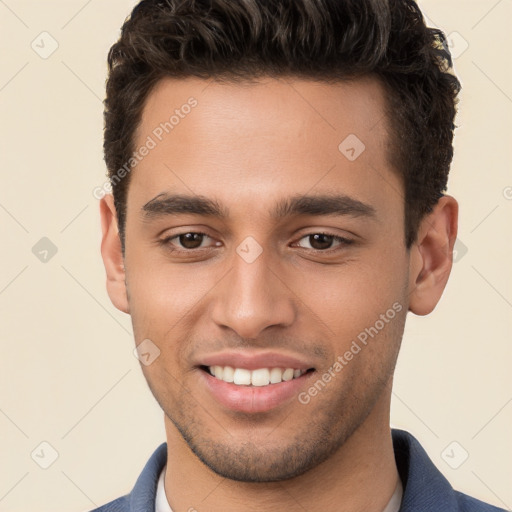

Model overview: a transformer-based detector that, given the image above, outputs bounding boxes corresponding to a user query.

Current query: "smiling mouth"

[200,365,315,387]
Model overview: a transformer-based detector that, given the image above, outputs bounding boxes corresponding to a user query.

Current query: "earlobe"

[99,194,130,314]
[408,195,459,316]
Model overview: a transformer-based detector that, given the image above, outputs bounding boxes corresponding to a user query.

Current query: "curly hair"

[103,0,461,251]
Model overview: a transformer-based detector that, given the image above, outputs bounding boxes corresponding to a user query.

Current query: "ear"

[408,195,459,316]
[99,194,129,314]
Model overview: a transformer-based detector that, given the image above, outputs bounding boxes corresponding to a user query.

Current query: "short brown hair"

[103,0,460,252]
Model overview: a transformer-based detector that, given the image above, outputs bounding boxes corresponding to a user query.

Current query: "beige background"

[0,0,511,510]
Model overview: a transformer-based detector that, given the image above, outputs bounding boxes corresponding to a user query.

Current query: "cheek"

[290,254,408,346]
[124,257,218,349]
[127,250,218,309]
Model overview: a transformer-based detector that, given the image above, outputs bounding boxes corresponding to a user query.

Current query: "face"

[109,76,414,481]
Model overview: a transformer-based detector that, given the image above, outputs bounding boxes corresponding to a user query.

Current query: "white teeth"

[251,368,270,387]
[269,367,283,384]
[208,366,307,386]
[233,368,252,385]
[222,366,235,383]
[282,368,294,381]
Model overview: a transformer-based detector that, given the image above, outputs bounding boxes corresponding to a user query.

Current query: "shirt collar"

[392,428,459,510]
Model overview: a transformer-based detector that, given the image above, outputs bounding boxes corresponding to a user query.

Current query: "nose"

[210,247,297,340]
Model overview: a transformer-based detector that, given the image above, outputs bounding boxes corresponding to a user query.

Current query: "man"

[94,0,505,510]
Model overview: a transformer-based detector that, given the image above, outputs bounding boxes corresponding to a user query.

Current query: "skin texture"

[100,76,458,512]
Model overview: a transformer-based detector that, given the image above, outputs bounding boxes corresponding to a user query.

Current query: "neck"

[163,389,399,512]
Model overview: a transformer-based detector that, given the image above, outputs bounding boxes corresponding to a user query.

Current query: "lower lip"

[200,370,313,413]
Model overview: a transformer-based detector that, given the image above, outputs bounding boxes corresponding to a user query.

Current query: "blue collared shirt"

[91,428,507,511]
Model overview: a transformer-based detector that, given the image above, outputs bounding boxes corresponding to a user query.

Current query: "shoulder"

[391,429,507,512]
[86,442,167,512]
[89,494,129,512]
[455,491,508,512]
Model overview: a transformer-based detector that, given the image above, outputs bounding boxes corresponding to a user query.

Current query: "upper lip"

[197,350,316,371]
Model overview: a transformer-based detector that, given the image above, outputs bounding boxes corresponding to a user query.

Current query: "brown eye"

[159,231,218,253]
[177,233,206,249]
[296,233,354,252]
[308,234,335,250]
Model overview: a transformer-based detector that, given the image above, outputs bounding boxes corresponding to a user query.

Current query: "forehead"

[128,75,399,222]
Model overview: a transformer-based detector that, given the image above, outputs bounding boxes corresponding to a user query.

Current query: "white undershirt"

[155,465,173,512]
[155,465,403,512]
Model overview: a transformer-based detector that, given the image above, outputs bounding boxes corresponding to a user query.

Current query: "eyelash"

[158,231,354,255]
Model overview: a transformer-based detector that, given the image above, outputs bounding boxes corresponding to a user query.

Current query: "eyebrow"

[141,192,377,221]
